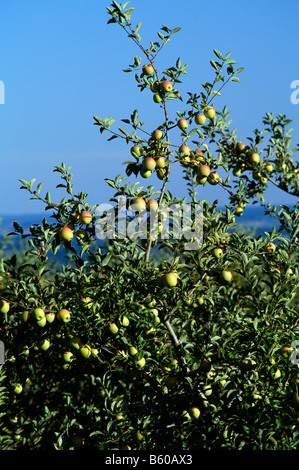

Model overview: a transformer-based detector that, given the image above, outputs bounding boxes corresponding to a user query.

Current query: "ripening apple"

[142,64,154,75]
[237,142,247,153]
[131,197,146,212]
[189,407,200,419]
[197,164,211,178]
[79,210,92,224]
[221,270,233,283]
[212,248,223,259]
[177,118,188,131]
[57,308,71,323]
[160,80,173,93]
[32,308,46,321]
[195,114,206,125]
[265,162,273,173]
[152,129,163,140]
[140,168,152,178]
[250,152,260,164]
[163,272,178,287]
[59,226,74,242]
[204,106,215,119]
[142,157,156,171]
[13,384,23,394]
[265,242,276,253]
[155,156,165,168]
[0,300,10,314]
[109,322,119,335]
[179,144,191,156]
[146,199,159,211]
[130,145,142,157]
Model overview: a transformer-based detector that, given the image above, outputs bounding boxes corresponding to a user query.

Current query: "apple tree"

[0,1,299,450]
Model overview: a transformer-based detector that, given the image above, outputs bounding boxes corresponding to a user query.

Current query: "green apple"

[233,167,242,177]
[265,241,276,253]
[39,339,50,351]
[13,383,23,394]
[197,164,211,178]
[195,114,206,125]
[59,226,73,242]
[134,357,146,368]
[207,171,221,185]
[142,64,154,75]
[32,308,46,321]
[197,297,204,305]
[196,175,207,185]
[0,300,10,314]
[116,413,124,421]
[79,210,92,224]
[45,312,55,323]
[177,118,188,131]
[235,206,244,217]
[130,145,142,157]
[80,345,92,358]
[189,407,200,419]
[265,162,273,173]
[221,270,233,283]
[163,272,178,287]
[81,296,93,309]
[57,308,71,323]
[63,351,74,363]
[204,107,215,119]
[120,315,130,327]
[152,129,163,140]
[155,156,165,168]
[109,323,119,335]
[271,368,281,379]
[136,430,144,441]
[250,152,260,164]
[69,336,83,350]
[36,316,47,327]
[142,157,156,171]
[203,385,213,397]
[91,348,99,357]
[153,93,163,103]
[212,248,223,259]
[76,228,87,239]
[156,168,167,180]
[160,80,173,93]
[129,346,138,357]
[23,310,30,322]
[140,168,152,178]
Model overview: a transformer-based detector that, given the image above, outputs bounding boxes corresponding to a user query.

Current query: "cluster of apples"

[232,142,274,185]
[142,63,174,104]
[22,306,71,328]
[58,210,93,242]
[131,143,167,180]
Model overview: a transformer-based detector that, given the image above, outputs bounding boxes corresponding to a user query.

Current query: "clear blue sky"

[1,0,298,216]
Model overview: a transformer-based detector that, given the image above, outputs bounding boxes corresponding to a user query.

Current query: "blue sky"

[1,0,298,216]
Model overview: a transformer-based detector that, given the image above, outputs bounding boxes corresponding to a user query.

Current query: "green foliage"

[0,1,299,451]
